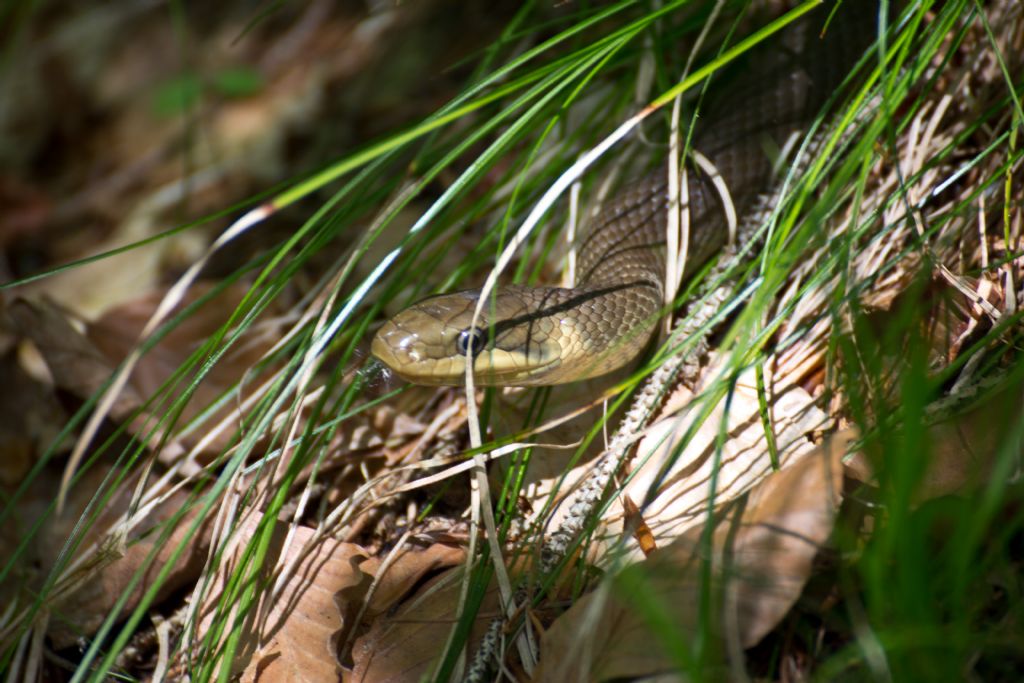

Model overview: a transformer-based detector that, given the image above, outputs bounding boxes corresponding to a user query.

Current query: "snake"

[372,2,877,386]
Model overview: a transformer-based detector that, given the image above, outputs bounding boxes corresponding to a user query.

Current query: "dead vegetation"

[0,1,1022,681]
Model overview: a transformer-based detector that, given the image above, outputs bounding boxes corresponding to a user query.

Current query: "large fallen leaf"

[8,298,144,418]
[193,510,370,683]
[0,348,66,484]
[353,544,467,623]
[86,282,259,403]
[349,565,501,682]
[844,374,1024,501]
[500,359,831,568]
[87,281,282,454]
[604,367,830,560]
[192,506,464,683]
[38,466,211,649]
[9,283,292,457]
[21,206,206,320]
[534,439,846,682]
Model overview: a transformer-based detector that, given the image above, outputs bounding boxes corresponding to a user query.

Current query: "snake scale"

[372,2,879,386]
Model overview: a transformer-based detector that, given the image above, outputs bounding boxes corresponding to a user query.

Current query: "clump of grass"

[0,0,1020,680]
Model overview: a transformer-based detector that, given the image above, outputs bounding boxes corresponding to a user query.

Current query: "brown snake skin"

[372,2,879,386]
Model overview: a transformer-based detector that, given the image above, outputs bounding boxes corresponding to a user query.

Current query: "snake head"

[371,288,568,386]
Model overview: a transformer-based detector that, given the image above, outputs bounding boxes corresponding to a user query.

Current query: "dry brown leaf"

[9,282,292,457]
[235,538,367,683]
[24,211,206,320]
[193,505,465,683]
[86,282,256,397]
[88,280,397,464]
[355,544,466,621]
[488,358,830,568]
[194,510,371,683]
[349,566,500,682]
[0,462,65,612]
[534,441,845,682]
[87,281,278,453]
[40,466,210,648]
[600,362,830,562]
[9,298,144,417]
[844,375,1024,501]
[0,349,66,484]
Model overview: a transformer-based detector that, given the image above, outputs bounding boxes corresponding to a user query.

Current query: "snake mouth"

[468,349,562,386]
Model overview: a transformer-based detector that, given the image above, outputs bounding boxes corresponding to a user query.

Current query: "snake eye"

[456,327,488,356]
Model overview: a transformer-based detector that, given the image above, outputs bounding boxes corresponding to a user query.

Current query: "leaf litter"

[0,1,1022,681]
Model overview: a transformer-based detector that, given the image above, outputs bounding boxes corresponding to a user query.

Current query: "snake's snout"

[371,294,481,386]
[371,316,440,384]
[370,319,416,368]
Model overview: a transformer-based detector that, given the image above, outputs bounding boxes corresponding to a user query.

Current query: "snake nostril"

[456,327,488,356]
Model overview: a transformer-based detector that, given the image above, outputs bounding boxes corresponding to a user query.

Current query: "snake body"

[372,2,876,386]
